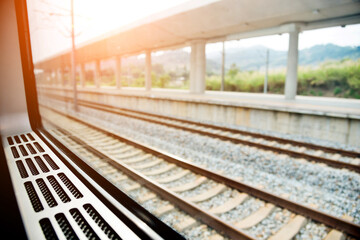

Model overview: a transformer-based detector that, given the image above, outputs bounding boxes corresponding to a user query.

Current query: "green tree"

[159,74,170,88]
[227,63,240,79]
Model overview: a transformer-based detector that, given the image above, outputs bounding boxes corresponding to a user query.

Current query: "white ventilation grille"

[3,132,140,240]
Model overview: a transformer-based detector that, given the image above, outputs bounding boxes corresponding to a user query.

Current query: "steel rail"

[39,95,360,173]
[43,118,256,240]
[40,91,360,158]
[41,105,360,238]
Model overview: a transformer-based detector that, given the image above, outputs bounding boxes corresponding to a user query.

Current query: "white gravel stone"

[50,126,224,239]
[197,189,234,210]
[162,172,198,188]
[218,198,264,223]
[294,221,329,240]
[40,102,360,240]
[245,207,290,240]
[151,167,184,180]
[178,181,217,198]
[64,105,360,224]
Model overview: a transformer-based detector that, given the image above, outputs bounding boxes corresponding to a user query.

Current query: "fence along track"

[40,105,360,238]
[40,93,360,173]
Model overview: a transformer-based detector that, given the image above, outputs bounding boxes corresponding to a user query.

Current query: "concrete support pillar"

[145,50,152,91]
[57,68,63,86]
[285,24,300,100]
[71,64,76,86]
[49,71,54,85]
[44,71,48,85]
[115,56,122,89]
[196,42,206,93]
[51,70,56,85]
[79,63,86,87]
[44,70,49,85]
[50,71,54,85]
[65,66,70,86]
[59,68,65,86]
[221,41,225,91]
[94,60,101,88]
[190,40,206,94]
[190,43,196,91]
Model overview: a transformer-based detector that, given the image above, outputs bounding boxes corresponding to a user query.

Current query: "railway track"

[48,130,227,240]
[39,106,360,239]
[39,93,360,173]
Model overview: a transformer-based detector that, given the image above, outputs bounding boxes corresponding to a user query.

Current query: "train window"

[19,0,360,239]
[297,24,360,98]
[27,0,233,239]
[205,35,289,93]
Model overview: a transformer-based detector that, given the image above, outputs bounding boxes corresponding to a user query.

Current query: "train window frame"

[13,1,185,239]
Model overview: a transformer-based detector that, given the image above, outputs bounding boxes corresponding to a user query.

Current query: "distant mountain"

[206,44,360,72]
[206,45,287,72]
[121,49,191,71]
[152,50,190,71]
[298,44,360,66]
[116,44,360,73]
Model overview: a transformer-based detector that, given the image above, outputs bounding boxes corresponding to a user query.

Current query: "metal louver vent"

[24,181,44,212]
[34,142,45,152]
[84,203,122,240]
[26,143,36,154]
[7,136,14,145]
[70,208,100,240]
[57,172,83,199]
[11,146,19,158]
[55,213,79,240]
[36,178,58,208]
[19,145,28,156]
[27,133,35,141]
[16,160,28,178]
[14,135,21,144]
[2,132,141,239]
[43,154,59,170]
[20,134,28,142]
[25,158,40,175]
[35,156,50,173]
[39,218,59,240]
[47,176,71,203]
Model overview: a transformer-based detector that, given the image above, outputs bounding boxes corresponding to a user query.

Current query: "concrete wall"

[37,86,360,147]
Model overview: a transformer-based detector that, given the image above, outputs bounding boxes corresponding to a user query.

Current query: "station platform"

[110,87,360,119]
[37,85,360,146]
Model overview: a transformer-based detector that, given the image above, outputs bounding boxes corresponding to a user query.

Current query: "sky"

[27,0,360,62]
[27,0,191,62]
[205,24,360,53]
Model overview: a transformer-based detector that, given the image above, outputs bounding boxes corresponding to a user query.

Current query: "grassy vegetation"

[205,59,360,99]
[297,59,360,98]
[98,64,189,89]
[66,58,360,99]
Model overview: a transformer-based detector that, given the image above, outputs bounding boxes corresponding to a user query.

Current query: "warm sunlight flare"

[74,0,191,40]
[27,0,191,62]
[2,1,360,239]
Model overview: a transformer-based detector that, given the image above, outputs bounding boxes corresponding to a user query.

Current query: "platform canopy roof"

[35,0,360,69]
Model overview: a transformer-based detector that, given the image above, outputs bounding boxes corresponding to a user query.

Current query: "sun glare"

[74,0,191,42]
[28,0,190,62]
